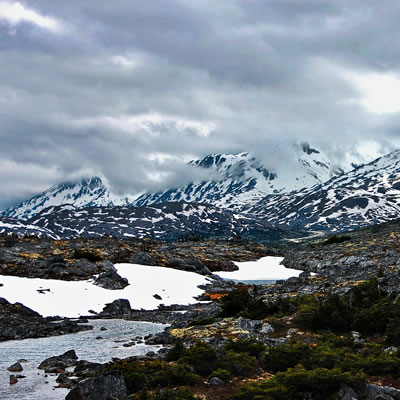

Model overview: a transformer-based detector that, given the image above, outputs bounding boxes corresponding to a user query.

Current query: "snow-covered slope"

[24,202,302,242]
[0,216,57,238]
[1,177,138,220]
[132,143,346,210]
[250,149,400,232]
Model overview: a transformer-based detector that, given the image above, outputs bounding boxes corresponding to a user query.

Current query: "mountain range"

[1,143,346,220]
[2,143,400,241]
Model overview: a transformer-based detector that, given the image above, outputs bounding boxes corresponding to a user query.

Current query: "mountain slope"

[25,202,302,242]
[1,177,138,220]
[0,217,57,238]
[250,149,400,232]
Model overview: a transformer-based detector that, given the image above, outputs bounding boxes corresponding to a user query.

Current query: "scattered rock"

[9,375,18,385]
[153,294,162,300]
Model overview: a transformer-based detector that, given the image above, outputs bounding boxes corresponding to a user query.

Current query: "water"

[0,319,167,400]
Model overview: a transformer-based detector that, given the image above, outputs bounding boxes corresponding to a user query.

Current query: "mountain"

[25,202,303,242]
[132,143,346,210]
[1,143,345,220]
[1,177,138,220]
[250,149,400,232]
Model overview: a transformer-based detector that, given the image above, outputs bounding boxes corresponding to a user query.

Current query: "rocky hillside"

[250,149,400,232]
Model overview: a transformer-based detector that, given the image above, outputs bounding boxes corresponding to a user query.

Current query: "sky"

[1,0,400,209]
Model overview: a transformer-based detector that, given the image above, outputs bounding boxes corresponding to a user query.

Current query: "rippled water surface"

[0,319,167,400]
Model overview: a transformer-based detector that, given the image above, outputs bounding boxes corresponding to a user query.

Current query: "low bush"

[322,235,351,245]
[72,248,103,262]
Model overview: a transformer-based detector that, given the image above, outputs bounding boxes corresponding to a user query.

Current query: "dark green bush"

[152,387,196,400]
[224,338,266,357]
[296,294,353,332]
[232,365,365,400]
[104,359,200,393]
[323,235,351,245]
[188,317,216,327]
[178,341,219,376]
[386,318,400,346]
[209,368,232,382]
[72,248,103,262]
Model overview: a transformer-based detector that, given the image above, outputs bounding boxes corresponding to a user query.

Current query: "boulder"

[65,371,128,400]
[336,384,358,399]
[7,362,23,372]
[9,375,18,385]
[237,317,263,332]
[39,350,78,370]
[100,299,132,317]
[209,377,224,386]
[94,271,129,290]
[365,384,400,399]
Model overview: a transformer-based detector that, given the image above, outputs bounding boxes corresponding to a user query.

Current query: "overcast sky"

[1,0,400,209]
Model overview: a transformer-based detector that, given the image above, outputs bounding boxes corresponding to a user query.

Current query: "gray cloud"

[1,0,400,208]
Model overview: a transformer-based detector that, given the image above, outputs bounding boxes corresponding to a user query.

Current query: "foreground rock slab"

[65,371,128,400]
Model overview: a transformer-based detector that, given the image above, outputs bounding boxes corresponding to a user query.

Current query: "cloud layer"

[2,0,400,208]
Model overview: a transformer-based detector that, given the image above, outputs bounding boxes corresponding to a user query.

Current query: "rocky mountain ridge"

[251,149,400,232]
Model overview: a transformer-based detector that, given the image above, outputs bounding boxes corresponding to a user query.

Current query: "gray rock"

[237,317,263,332]
[94,271,129,290]
[100,299,132,317]
[260,323,275,334]
[7,362,23,372]
[336,384,358,400]
[365,383,400,400]
[209,377,224,386]
[39,350,78,370]
[65,371,128,400]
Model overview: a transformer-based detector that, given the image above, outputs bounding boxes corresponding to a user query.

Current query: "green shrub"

[232,365,365,400]
[386,318,400,346]
[72,248,103,262]
[178,341,219,376]
[209,368,232,382]
[188,317,216,327]
[224,338,266,357]
[103,359,200,393]
[323,235,351,245]
[296,294,352,332]
[152,387,196,400]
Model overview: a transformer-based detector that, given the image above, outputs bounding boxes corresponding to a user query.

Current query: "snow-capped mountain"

[1,144,345,219]
[1,177,138,220]
[250,149,400,232]
[132,143,346,210]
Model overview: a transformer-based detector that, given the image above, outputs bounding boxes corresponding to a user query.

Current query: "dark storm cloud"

[1,0,400,208]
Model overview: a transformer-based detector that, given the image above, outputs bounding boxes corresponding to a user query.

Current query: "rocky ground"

[4,221,400,399]
[0,297,92,341]
[0,234,277,282]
